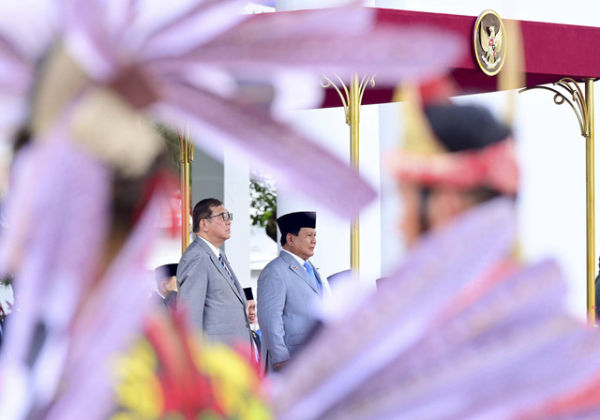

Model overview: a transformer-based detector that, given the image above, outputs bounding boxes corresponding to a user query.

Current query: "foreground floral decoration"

[111,313,270,420]
[0,1,463,419]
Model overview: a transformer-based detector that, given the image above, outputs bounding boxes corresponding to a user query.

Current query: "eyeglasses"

[205,211,233,222]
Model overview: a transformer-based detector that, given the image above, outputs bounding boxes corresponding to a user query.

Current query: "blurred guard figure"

[388,96,519,248]
[595,260,600,320]
[154,263,178,311]
[177,198,252,352]
[0,277,13,350]
[244,287,262,364]
[258,211,328,372]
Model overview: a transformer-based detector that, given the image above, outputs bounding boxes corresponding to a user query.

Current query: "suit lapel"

[195,237,244,303]
[221,252,245,299]
[280,251,319,294]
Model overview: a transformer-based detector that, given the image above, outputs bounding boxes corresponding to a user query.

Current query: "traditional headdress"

[388,92,519,195]
[155,263,178,279]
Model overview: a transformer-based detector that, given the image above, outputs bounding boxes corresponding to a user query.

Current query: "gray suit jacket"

[257,251,323,368]
[177,236,252,351]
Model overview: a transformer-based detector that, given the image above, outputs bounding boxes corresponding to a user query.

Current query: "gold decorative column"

[520,77,596,324]
[322,73,375,272]
[585,78,595,324]
[178,132,194,253]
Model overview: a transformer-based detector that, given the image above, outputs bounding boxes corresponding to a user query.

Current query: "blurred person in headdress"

[596,264,600,321]
[258,211,329,372]
[244,287,262,364]
[385,99,600,420]
[388,91,519,249]
[154,263,178,311]
[0,31,269,420]
[0,82,270,420]
[177,198,253,354]
[0,275,13,350]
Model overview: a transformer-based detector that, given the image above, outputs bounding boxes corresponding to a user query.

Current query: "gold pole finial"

[178,130,194,253]
[321,73,375,273]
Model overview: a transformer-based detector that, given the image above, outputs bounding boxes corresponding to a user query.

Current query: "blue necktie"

[303,261,322,294]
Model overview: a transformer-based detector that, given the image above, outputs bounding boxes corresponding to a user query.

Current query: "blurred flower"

[0,1,464,419]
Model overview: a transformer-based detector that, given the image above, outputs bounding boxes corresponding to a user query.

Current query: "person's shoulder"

[181,239,209,259]
[259,253,295,280]
[263,253,288,270]
[178,241,211,272]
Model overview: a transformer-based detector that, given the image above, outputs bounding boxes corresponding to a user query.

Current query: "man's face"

[158,275,178,296]
[398,183,422,249]
[246,299,257,324]
[166,275,178,293]
[399,182,476,249]
[202,204,232,243]
[287,227,317,260]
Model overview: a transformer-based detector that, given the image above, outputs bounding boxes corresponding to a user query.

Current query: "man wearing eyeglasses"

[176,198,253,353]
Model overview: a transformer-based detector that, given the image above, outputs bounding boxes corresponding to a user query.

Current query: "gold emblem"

[474,10,506,76]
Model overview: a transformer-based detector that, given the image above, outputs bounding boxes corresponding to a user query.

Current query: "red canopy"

[321,8,600,107]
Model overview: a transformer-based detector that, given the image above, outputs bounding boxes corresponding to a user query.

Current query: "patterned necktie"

[303,261,322,294]
[251,330,260,363]
[218,252,232,278]
[219,252,243,296]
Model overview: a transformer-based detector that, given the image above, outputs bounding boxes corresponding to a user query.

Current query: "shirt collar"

[198,236,221,259]
[282,248,308,266]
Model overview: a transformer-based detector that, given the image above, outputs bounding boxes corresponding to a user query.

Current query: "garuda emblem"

[481,25,502,66]
[474,10,506,76]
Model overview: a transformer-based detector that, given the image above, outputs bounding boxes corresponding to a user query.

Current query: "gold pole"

[349,74,360,272]
[520,77,596,324]
[321,73,375,273]
[585,78,595,324]
[178,133,194,253]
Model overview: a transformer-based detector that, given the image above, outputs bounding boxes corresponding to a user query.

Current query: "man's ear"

[286,232,294,245]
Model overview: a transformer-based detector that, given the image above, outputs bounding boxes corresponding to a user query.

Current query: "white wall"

[224,151,252,288]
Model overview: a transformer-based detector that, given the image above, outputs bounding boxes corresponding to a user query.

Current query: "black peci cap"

[277,211,317,237]
[155,263,178,279]
[243,287,254,300]
[424,103,511,152]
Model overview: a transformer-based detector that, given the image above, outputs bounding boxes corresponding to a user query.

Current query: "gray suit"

[177,236,252,351]
[257,251,324,369]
